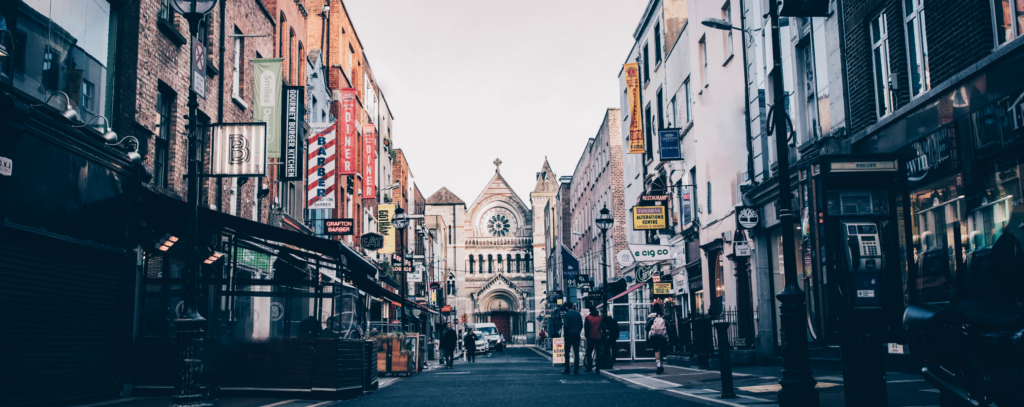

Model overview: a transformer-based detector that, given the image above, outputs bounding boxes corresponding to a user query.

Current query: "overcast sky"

[344,0,648,207]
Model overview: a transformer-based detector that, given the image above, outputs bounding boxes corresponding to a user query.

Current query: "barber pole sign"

[339,89,357,175]
[307,123,336,209]
[363,124,376,198]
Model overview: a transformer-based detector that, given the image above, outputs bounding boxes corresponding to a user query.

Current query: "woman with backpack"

[646,302,668,374]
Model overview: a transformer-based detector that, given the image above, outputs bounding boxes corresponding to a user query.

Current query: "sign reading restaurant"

[632,206,667,230]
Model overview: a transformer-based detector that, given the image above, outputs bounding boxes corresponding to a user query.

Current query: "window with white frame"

[698,36,707,87]
[723,1,734,59]
[655,22,663,65]
[993,0,1024,45]
[903,0,930,96]
[870,13,893,118]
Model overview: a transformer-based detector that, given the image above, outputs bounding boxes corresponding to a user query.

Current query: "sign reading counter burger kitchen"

[632,206,667,230]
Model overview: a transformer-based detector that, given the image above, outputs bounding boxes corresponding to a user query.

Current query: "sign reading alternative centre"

[632,206,667,230]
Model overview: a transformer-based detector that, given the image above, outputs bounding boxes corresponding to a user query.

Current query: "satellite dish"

[616,250,635,267]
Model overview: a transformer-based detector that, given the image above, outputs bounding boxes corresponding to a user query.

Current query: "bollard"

[714,321,737,399]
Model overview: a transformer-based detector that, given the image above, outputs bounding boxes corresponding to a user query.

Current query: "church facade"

[425,159,557,344]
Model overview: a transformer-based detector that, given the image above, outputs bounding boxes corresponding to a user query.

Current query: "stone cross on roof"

[493,158,502,173]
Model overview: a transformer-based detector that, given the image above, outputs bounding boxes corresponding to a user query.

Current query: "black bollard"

[714,321,736,399]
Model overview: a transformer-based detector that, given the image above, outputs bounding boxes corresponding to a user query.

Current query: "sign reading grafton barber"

[324,219,354,235]
[253,58,283,159]
[632,206,667,230]
[307,123,336,209]
[339,88,357,175]
[210,123,267,176]
[281,85,304,181]
[363,124,376,197]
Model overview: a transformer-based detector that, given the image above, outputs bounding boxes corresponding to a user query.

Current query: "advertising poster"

[339,88,357,175]
[307,123,336,209]
[552,338,565,364]
[378,204,395,254]
[624,62,644,154]
[363,124,376,197]
[253,59,283,159]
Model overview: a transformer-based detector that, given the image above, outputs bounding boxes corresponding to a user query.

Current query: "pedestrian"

[464,330,478,363]
[600,308,620,368]
[561,302,583,375]
[646,303,669,374]
[583,307,603,373]
[440,322,457,369]
[537,329,547,345]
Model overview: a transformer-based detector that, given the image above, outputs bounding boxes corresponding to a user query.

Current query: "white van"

[467,323,505,351]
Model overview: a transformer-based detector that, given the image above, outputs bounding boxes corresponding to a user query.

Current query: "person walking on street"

[464,330,478,363]
[600,309,620,369]
[646,303,669,374]
[584,307,603,373]
[537,329,547,345]
[561,302,583,375]
[440,322,458,369]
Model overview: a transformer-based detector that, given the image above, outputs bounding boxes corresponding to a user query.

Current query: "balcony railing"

[464,236,533,247]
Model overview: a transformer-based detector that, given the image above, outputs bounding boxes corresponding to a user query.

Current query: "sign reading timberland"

[735,206,760,230]
[632,206,667,230]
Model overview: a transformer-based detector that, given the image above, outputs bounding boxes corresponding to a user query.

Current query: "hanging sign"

[191,37,206,99]
[339,88,357,175]
[360,232,384,251]
[734,241,751,257]
[632,206,667,230]
[324,219,354,235]
[624,62,644,154]
[653,282,673,295]
[377,204,395,254]
[363,124,376,198]
[658,129,682,160]
[408,269,423,283]
[635,264,658,283]
[561,247,580,287]
[253,59,283,159]
[736,206,760,230]
[210,123,267,176]
[441,305,452,313]
[307,123,336,209]
[628,244,672,262]
[282,86,304,181]
[681,186,692,225]
[616,250,635,267]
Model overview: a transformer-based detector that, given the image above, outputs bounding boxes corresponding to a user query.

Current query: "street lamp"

[595,204,614,314]
[169,1,215,406]
[393,206,409,330]
[704,5,818,406]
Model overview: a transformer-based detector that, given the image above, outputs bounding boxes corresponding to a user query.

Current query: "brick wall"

[844,0,995,135]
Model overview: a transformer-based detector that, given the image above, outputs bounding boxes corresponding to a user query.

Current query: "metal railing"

[671,307,756,356]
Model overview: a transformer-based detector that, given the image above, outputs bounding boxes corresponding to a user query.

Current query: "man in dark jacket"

[562,302,583,375]
[600,309,620,369]
[440,322,457,369]
[464,330,478,363]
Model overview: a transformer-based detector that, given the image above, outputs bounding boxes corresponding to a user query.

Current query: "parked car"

[467,323,505,351]
[466,330,489,354]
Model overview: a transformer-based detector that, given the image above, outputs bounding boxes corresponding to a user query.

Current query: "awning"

[602,282,646,304]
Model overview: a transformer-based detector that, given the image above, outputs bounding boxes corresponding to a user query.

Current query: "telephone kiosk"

[818,155,904,406]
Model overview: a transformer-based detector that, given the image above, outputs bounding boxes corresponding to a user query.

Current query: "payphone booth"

[818,155,905,404]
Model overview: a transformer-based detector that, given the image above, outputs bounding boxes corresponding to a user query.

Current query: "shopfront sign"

[736,206,760,230]
[734,241,751,257]
[339,88,357,175]
[641,194,671,202]
[628,244,672,262]
[191,37,206,99]
[377,204,395,253]
[307,123,336,209]
[653,282,672,295]
[408,269,423,283]
[632,206,667,230]
[210,123,267,176]
[363,124,376,197]
[635,264,658,283]
[624,62,644,154]
[324,219,354,236]
[281,86,304,181]
[360,232,384,251]
[254,59,283,159]
[441,305,452,313]
[658,129,682,160]
[904,126,959,185]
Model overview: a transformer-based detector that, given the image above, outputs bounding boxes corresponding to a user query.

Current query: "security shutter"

[0,228,124,406]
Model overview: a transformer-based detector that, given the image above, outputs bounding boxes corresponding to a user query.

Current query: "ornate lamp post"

[393,205,410,330]
[169,1,215,406]
[595,204,614,314]
[702,2,819,404]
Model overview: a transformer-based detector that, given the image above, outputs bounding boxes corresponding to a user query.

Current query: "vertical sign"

[561,247,579,287]
[253,59,283,159]
[681,186,692,225]
[307,123,336,209]
[282,86,304,181]
[624,62,644,154]
[210,123,267,176]
[658,129,681,160]
[363,124,376,198]
[191,37,206,99]
[378,204,395,254]
[339,88,357,175]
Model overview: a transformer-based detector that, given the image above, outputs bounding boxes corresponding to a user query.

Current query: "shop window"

[992,0,1024,46]
[971,96,1021,158]
[870,12,893,118]
[910,177,962,304]
[903,0,931,97]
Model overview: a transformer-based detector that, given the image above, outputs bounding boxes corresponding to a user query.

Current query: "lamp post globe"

[596,205,614,231]
[170,0,216,17]
[393,206,410,230]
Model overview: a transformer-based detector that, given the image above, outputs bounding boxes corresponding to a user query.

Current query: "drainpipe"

[217,0,226,213]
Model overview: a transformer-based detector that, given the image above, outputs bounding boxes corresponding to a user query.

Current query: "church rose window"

[487,214,511,236]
